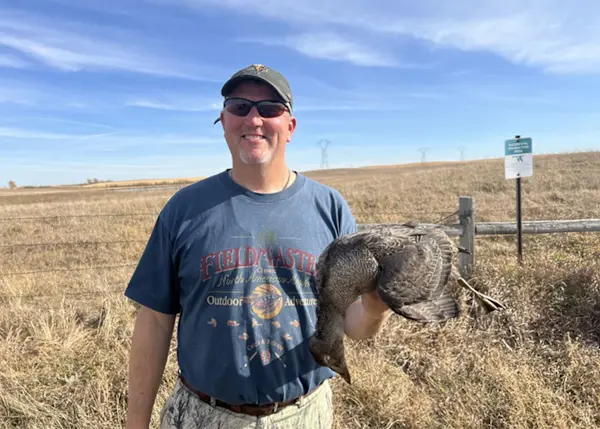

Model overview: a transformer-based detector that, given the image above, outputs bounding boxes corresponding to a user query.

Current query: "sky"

[1,0,600,187]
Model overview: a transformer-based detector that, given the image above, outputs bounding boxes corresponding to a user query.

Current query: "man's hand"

[359,289,391,317]
[344,291,392,341]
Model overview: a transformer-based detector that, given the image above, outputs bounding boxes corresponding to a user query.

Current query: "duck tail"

[456,277,506,313]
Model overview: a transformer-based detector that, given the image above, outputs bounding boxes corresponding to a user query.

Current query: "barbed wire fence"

[0,203,583,223]
[1,203,595,304]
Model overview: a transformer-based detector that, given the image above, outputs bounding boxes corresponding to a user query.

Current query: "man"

[124,64,392,429]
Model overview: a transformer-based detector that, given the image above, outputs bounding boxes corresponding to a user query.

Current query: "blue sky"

[1,0,600,186]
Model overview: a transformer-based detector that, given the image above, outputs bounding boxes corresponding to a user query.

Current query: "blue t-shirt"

[124,170,356,405]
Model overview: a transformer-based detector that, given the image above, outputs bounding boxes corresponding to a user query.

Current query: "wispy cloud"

[0,126,223,154]
[0,78,100,110]
[0,127,94,140]
[0,78,222,113]
[0,87,38,106]
[170,0,600,74]
[158,0,356,27]
[0,9,223,80]
[293,98,412,112]
[125,99,221,112]
[386,9,600,75]
[0,53,28,68]
[238,32,399,67]
[27,117,116,130]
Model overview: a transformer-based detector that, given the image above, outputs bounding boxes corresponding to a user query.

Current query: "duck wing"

[415,227,457,298]
[360,222,417,261]
[374,229,461,323]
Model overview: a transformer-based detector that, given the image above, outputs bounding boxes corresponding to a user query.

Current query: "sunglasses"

[223,97,289,118]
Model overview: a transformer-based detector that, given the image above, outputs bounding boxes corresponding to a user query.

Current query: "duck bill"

[340,367,352,385]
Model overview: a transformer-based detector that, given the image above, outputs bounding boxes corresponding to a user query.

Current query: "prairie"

[1,151,600,428]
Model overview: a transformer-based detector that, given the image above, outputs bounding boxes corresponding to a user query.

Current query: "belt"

[179,375,319,417]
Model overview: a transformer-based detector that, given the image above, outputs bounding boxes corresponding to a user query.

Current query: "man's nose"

[244,106,263,126]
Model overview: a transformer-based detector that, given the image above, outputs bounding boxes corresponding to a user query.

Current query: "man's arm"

[125,306,176,429]
[344,290,392,341]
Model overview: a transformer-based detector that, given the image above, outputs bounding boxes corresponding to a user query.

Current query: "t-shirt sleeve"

[124,214,180,314]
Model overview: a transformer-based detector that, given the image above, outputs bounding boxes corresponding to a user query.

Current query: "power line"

[317,139,331,169]
[418,147,429,163]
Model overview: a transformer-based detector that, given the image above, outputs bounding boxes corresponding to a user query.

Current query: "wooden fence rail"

[359,195,600,278]
[476,219,600,235]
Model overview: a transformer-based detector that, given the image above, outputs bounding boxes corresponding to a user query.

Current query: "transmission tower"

[418,147,429,163]
[459,146,466,162]
[317,139,331,169]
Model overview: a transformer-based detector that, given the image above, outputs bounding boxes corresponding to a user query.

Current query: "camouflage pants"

[159,378,333,429]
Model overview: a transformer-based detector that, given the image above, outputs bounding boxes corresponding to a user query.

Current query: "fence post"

[459,196,475,278]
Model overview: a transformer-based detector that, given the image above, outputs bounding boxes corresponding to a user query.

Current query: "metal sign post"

[505,135,533,264]
[516,171,523,263]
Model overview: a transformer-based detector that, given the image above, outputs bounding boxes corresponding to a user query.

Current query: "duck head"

[309,335,352,384]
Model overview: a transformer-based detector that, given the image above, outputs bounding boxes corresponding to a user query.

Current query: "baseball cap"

[213,64,293,124]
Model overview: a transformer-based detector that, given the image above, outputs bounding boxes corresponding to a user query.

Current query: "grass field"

[2,152,600,428]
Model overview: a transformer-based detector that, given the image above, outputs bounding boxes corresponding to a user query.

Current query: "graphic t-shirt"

[124,170,356,405]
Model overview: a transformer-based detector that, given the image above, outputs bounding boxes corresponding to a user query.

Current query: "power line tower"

[317,139,331,169]
[459,146,466,162]
[418,147,429,163]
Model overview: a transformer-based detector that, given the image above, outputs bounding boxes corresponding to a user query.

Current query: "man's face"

[220,81,296,166]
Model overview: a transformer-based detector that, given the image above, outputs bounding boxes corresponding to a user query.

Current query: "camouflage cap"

[220,64,293,111]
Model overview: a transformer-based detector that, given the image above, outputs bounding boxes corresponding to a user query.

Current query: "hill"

[1,150,599,428]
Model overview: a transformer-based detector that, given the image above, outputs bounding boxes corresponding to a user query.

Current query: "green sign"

[505,137,533,179]
[505,137,532,156]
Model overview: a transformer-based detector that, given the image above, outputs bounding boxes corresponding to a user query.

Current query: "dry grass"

[79,177,206,189]
[2,151,600,428]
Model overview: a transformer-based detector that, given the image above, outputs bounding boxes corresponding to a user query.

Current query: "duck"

[308,221,505,384]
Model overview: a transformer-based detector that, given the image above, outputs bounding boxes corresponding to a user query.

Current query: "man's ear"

[286,116,297,142]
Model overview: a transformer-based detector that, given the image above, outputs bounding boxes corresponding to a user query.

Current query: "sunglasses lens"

[258,102,287,118]
[224,100,252,117]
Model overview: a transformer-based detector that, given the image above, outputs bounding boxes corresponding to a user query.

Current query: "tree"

[8,180,16,190]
